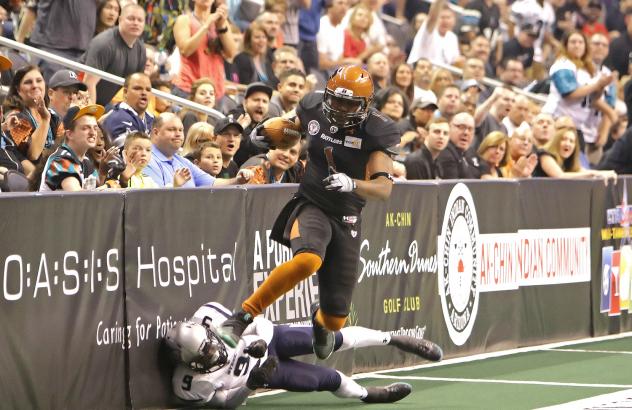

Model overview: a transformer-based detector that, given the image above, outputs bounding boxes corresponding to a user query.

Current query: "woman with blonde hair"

[478,131,509,178]
[429,68,454,98]
[182,121,214,159]
[533,127,615,180]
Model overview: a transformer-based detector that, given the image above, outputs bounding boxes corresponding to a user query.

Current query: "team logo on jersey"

[344,136,362,149]
[330,125,338,134]
[350,230,358,238]
[308,120,320,136]
[437,183,480,346]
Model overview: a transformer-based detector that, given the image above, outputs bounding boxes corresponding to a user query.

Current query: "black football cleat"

[311,302,335,360]
[389,335,443,362]
[361,383,412,403]
[218,310,254,347]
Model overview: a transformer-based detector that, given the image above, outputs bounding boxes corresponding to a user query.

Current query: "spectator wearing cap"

[102,73,154,147]
[404,116,449,179]
[397,94,438,154]
[81,4,147,106]
[269,69,307,117]
[461,57,490,101]
[214,115,244,179]
[606,7,632,80]
[144,112,252,188]
[460,79,484,104]
[21,1,98,81]
[230,82,273,166]
[38,105,105,191]
[3,65,64,165]
[407,0,460,66]
[48,70,88,119]
[500,24,537,70]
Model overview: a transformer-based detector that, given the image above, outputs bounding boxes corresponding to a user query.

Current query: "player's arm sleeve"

[242,316,274,344]
[550,69,578,97]
[206,385,253,409]
[45,158,81,191]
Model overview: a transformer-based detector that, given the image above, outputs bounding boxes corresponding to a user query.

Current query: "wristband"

[217,26,228,34]
[369,172,394,182]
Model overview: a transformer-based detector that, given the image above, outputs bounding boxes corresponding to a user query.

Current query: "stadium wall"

[0,178,630,409]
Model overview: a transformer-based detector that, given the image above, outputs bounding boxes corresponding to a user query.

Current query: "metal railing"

[0,36,226,119]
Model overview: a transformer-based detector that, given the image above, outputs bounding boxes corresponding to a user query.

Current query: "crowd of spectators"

[1,0,631,192]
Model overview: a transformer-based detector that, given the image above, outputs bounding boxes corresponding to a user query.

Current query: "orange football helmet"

[323,65,374,129]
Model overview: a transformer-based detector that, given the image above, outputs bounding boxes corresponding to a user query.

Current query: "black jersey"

[296,91,401,217]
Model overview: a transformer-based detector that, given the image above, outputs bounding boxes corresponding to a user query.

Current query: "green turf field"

[247,334,632,409]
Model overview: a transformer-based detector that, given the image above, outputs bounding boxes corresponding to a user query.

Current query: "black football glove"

[246,356,279,390]
[249,122,274,150]
[244,339,268,358]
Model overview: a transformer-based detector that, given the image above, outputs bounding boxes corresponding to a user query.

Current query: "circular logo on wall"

[308,120,320,136]
[438,183,480,346]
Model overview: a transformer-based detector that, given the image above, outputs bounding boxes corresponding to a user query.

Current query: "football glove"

[244,339,267,358]
[249,123,273,150]
[323,172,356,192]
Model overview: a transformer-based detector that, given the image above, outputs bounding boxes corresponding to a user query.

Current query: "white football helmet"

[165,321,228,373]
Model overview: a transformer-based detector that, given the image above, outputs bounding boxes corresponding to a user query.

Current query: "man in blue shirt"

[144,113,252,188]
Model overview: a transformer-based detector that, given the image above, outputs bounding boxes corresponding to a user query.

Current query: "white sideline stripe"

[545,348,632,355]
[354,331,632,378]
[535,389,632,409]
[251,331,632,399]
[362,374,632,389]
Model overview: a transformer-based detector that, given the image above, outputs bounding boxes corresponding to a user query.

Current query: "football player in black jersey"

[222,66,404,360]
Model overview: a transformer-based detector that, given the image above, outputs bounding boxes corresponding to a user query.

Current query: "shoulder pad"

[362,109,402,149]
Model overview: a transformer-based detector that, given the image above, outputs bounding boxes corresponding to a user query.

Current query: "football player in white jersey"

[165,302,443,408]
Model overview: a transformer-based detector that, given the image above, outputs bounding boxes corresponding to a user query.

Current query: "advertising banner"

[517,179,593,344]
[351,182,440,372]
[591,177,632,336]
[124,188,248,408]
[437,180,521,355]
[0,192,126,410]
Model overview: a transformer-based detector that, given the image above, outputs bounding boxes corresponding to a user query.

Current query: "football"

[261,117,302,149]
